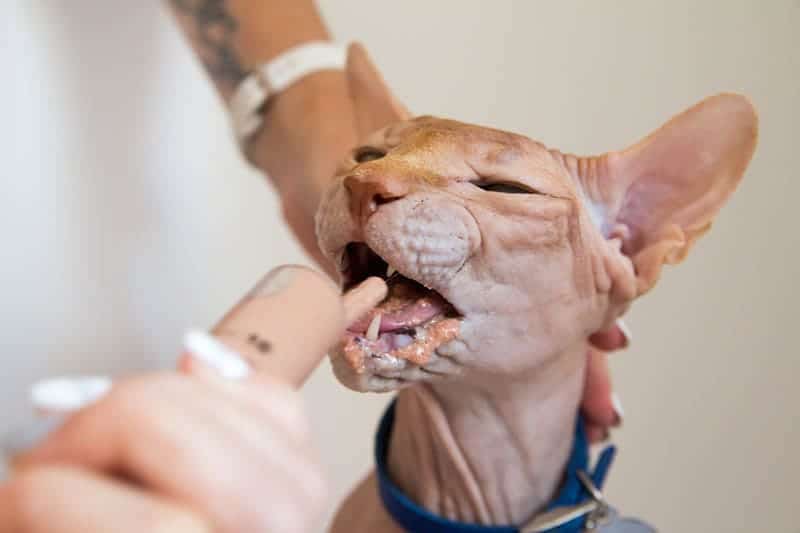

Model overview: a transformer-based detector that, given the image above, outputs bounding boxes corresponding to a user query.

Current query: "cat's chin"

[330,340,463,393]
[329,349,409,393]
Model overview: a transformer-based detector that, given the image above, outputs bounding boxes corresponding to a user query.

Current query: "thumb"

[211,265,344,388]
[207,266,387,388]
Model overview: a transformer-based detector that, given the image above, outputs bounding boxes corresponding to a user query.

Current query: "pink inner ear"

[592,94,758,294]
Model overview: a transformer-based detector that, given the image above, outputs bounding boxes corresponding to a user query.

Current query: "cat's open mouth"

[338,243,462,373]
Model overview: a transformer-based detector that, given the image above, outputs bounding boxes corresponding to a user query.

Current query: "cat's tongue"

[348,278,448,334]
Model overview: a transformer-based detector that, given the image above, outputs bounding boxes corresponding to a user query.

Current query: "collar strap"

[374,399,616,533]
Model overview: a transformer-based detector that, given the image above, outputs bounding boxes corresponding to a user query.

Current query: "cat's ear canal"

[345,43,412,138]
[577,94,758,295]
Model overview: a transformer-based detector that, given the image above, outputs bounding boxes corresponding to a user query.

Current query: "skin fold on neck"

[387,342,588,526]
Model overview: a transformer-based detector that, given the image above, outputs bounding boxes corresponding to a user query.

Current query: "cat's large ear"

[345,43,412,138]
[579,93,758,295]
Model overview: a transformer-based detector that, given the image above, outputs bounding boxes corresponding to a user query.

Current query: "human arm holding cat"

[167,0,359,270]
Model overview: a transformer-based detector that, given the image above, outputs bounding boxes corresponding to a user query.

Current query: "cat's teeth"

[366,313,382,341]
[386,265,396,278]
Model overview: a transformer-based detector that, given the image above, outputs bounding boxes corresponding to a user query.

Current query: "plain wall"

[2,1,797,531]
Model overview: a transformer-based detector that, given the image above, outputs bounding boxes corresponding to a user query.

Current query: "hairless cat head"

[316,44,758,392]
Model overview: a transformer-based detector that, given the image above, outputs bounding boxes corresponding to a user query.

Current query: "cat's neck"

[387,343,586,526]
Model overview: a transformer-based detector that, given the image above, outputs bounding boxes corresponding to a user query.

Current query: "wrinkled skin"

[322,45,758,531]
[319,117,627,391]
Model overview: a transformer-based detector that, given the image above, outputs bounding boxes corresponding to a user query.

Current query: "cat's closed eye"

[354,147,386,163]
[472,181,539,194]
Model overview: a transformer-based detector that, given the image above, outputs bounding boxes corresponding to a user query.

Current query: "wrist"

[248,69,356,195]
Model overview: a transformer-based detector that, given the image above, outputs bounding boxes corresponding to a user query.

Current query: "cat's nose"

[344,173,410,221]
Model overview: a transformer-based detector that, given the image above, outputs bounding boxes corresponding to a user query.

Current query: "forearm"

[167,0,357,271]
[167,0,331,101]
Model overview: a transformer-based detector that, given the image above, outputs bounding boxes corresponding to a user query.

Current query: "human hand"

[582,320,631,442]
[0,367,326,533]
[0,266,388,533]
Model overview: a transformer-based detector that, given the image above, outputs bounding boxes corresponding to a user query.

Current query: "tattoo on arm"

[169,0,247,97]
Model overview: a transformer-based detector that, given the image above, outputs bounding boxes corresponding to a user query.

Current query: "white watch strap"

[229,41,347,147]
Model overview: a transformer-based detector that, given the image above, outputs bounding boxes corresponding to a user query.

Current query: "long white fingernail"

[31,376,113,414]
[183,330,251,380]
[611,392,625,424]
[6,376,107,461]
[615,319,632,344]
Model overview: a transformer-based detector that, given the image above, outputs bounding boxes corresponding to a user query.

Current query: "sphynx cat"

[317,44,758,531]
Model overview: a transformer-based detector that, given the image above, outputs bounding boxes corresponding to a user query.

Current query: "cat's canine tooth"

[366,313,382,341]
[386,265,396,278]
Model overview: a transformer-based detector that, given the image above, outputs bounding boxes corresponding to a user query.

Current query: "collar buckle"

[520,498,598,532]
[577,471,612,531]
[520,469,610,532]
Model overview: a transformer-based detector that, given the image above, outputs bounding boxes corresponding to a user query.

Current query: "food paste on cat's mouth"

[336,243,461,373]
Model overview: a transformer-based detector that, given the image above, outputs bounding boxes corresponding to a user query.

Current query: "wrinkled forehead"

[364,116,532,158]
[359,117,575,194]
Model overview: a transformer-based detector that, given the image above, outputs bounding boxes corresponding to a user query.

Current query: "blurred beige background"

[2,1,797,531]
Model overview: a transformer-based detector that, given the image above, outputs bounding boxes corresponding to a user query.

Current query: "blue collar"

[375,399,616,533]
